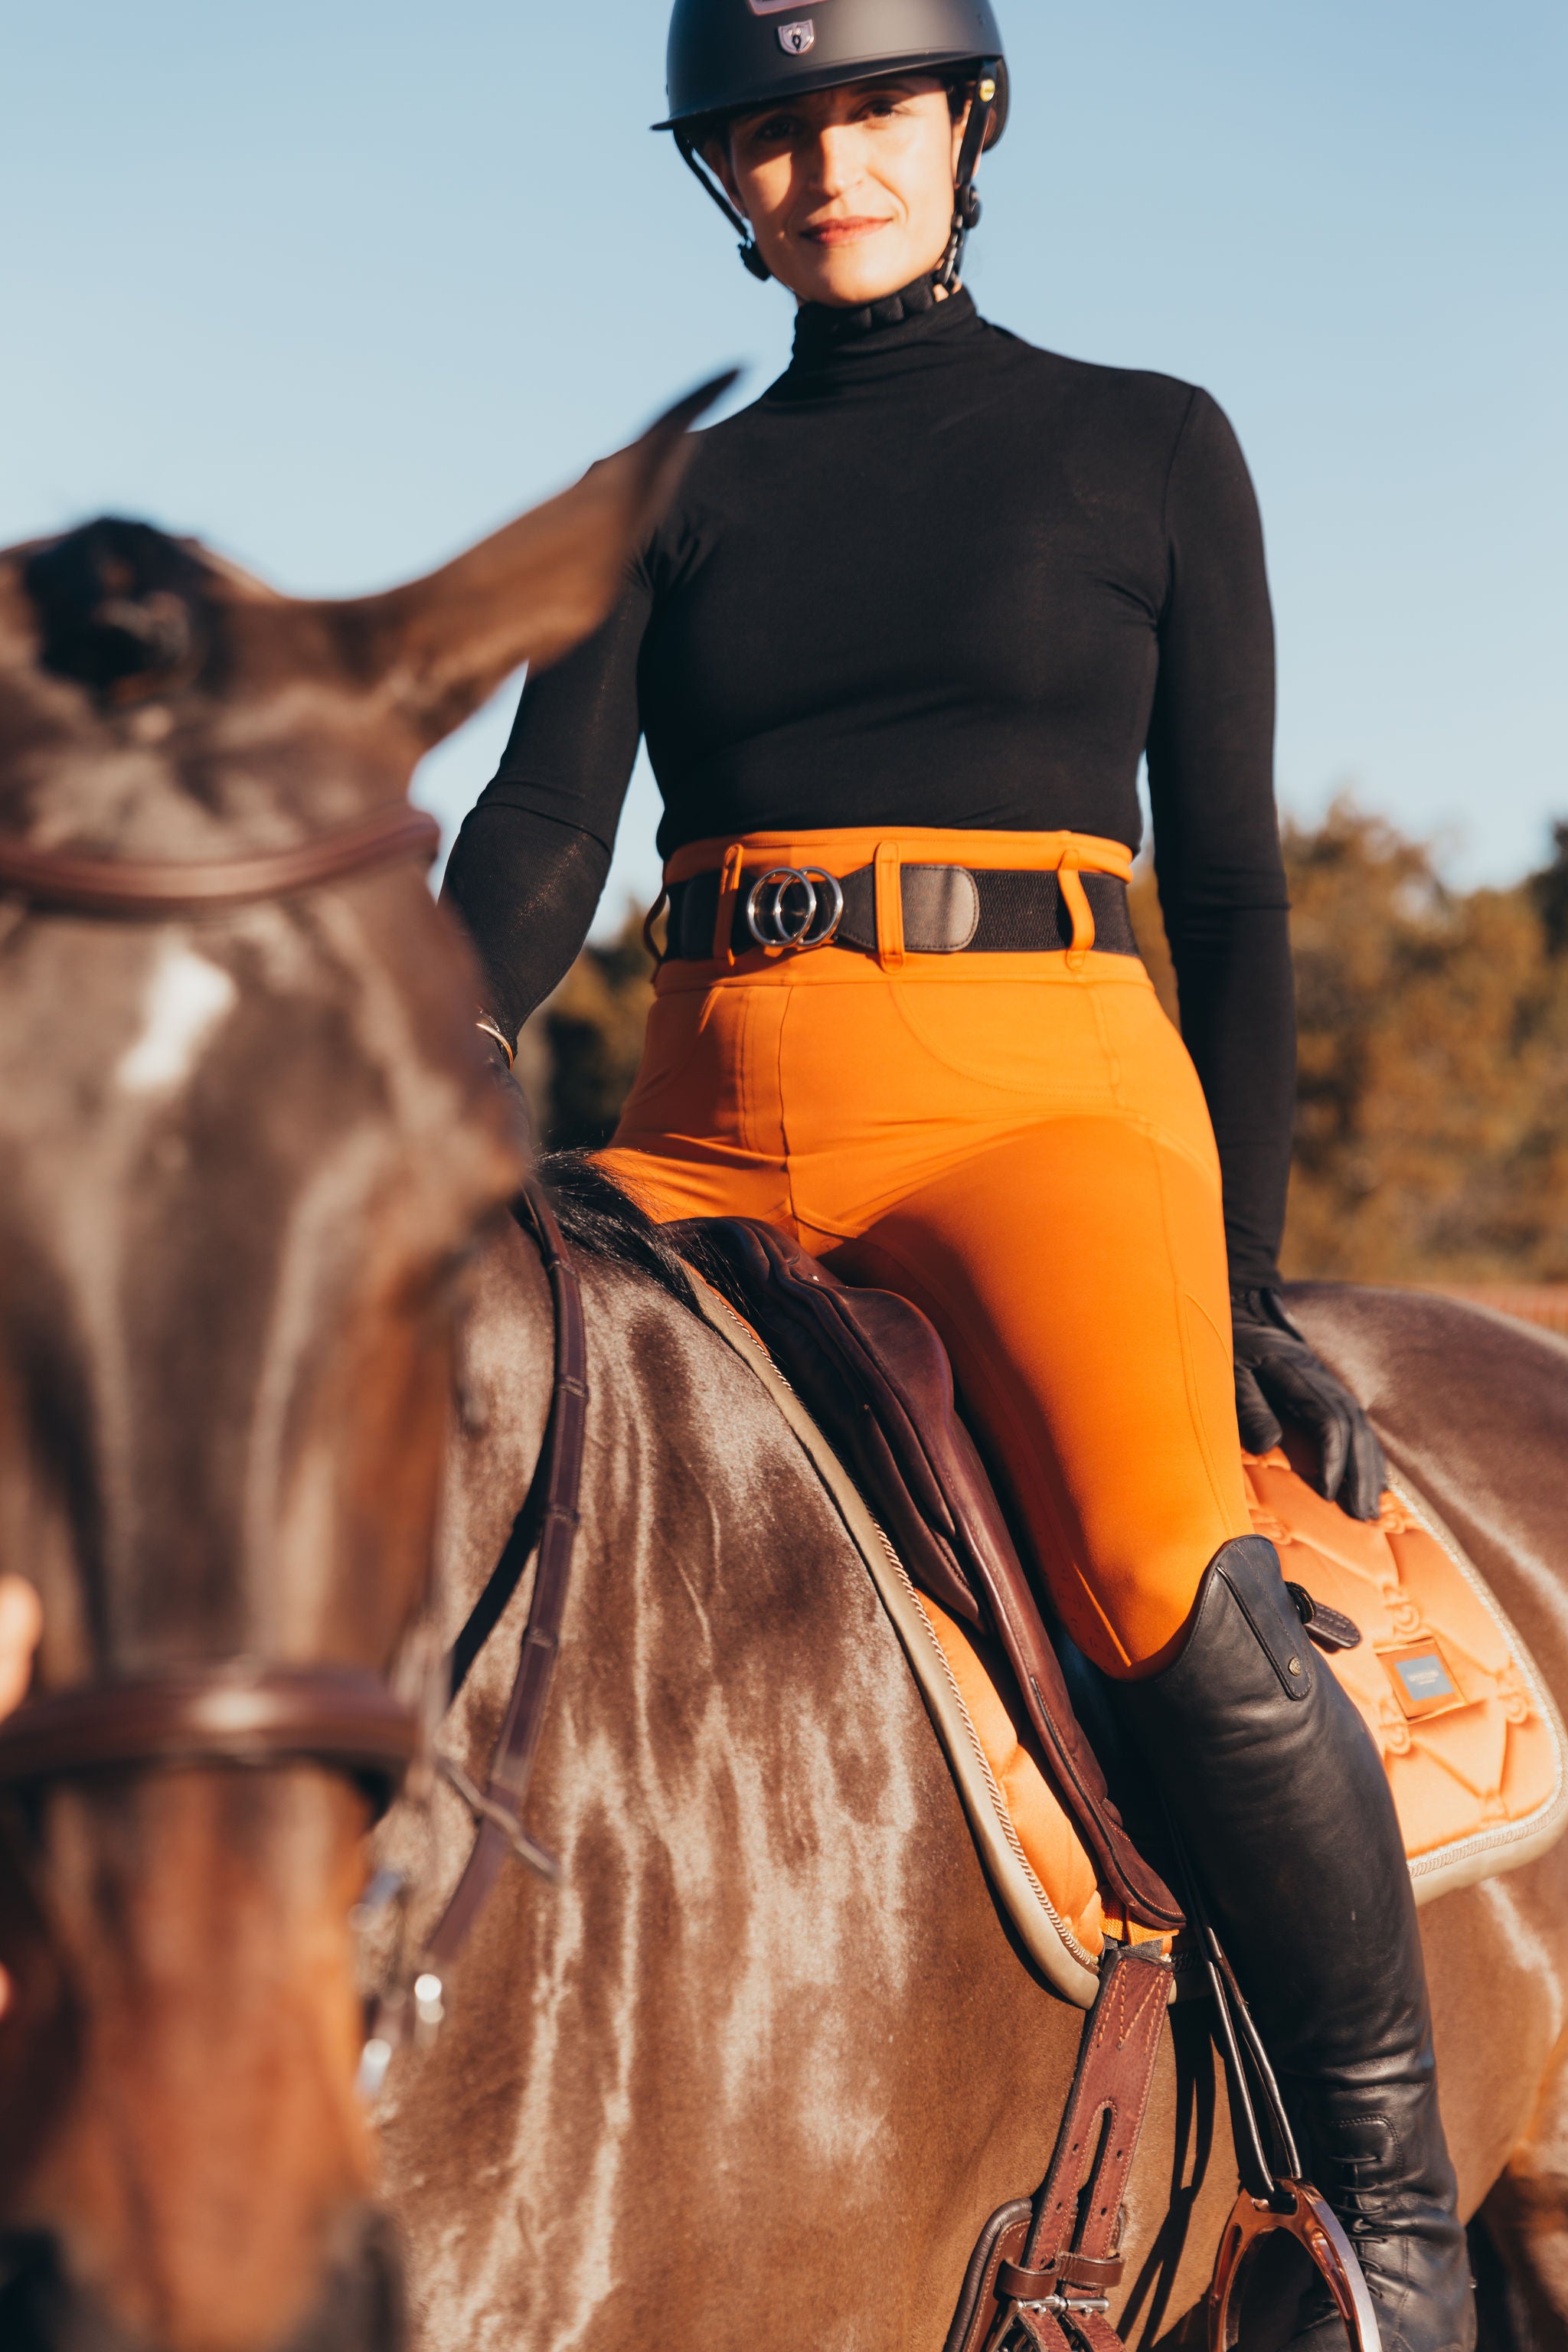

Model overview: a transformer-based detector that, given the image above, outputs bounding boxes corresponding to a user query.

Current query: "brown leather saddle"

[674,1217,1181,1932]
[673,1218,1378,2352]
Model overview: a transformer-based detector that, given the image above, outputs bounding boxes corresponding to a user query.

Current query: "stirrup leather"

[948,1941,1170,2352]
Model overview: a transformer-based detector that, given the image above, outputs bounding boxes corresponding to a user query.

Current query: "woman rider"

[445,5,1471,2344]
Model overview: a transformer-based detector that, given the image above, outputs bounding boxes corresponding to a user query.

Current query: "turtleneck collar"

[778,276,984,391]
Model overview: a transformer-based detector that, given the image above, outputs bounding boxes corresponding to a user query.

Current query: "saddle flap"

[684,1217,982,1625]
[675,1217,1182,1933]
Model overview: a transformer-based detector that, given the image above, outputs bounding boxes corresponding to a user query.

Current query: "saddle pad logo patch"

[1382,1641,1466,1721]
[777,19,816,52]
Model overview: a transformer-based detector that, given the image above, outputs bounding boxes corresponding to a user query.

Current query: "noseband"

[0,799,586,1897]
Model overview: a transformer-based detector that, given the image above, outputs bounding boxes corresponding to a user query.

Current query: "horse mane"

[23,516,218,695]
[533,1151,705,1315]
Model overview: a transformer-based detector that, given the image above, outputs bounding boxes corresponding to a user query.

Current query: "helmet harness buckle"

[673,56,1003,292]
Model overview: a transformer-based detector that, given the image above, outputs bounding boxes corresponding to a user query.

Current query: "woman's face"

[707,76,967,309]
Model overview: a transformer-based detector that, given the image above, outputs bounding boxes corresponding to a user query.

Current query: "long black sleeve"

[441,806,610,1047]
[439,579,651,1040]
[1147,392,1294,1288]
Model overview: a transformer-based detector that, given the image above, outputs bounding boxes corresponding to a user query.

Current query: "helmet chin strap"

[937,60,1001,292]
[676,133,773,281]
[679,57,1001,292]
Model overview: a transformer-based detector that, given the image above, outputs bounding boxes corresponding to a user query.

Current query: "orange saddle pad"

[915,1449,1568,1972]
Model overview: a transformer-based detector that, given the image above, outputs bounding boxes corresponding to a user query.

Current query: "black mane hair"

[533,1151,766,1331]
[531,1152,701,1313]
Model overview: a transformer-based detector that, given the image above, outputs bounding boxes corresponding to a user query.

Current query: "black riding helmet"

[655,0,1009,289]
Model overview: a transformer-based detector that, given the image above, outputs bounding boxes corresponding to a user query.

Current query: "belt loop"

[1059,848,1096,971]
[712,844,745,969]
[642,885,669,972]
[874,840,905,970]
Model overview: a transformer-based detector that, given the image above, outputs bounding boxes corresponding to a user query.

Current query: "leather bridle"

[0,798,590,2003]
[0,802,443,920]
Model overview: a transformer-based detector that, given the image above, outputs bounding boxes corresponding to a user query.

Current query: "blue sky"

[5,0,1563,926]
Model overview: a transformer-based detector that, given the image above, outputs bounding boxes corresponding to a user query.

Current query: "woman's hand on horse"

[1230,1286,1389,1521]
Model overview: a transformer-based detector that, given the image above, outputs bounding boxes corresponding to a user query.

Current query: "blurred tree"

[1279,803,1568,1280]
[529,811,1568,1284]
[1135,802,1568,1282]
[1531,822,1568,958]
[521,903,658,1150]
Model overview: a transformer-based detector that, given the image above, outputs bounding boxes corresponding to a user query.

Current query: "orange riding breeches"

[597,828,1254,1678]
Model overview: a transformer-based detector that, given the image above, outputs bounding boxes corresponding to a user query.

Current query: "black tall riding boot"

[1115,1536,1474,2352]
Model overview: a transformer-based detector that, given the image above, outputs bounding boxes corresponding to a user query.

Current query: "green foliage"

[528,809,1568,1282]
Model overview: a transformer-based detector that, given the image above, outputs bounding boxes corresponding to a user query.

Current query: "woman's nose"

[805,125,865,200]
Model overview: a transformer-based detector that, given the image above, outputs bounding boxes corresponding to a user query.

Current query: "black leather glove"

[1230,1285,1387,1522]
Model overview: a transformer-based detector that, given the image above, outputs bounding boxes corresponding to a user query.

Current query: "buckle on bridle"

[744,864,844,952]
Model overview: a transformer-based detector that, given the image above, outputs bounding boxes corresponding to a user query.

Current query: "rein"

[0,795,589,2006]
[355,1185,589,2080]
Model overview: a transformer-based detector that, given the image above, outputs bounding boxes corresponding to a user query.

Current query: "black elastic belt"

[664,862,1139,962]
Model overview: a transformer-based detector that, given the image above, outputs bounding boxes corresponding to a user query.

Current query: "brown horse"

[2,469,1567,2352]
[370,1200,1568,2352]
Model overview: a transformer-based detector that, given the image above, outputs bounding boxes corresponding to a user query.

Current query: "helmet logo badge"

[777,18,816,53]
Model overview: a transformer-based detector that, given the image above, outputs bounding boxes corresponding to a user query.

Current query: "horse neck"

[391,1246,1086,2343]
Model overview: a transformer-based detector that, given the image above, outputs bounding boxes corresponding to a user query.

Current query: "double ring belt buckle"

[744,864,844,953]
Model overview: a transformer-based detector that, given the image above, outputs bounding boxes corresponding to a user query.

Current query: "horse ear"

[333,373,737,746]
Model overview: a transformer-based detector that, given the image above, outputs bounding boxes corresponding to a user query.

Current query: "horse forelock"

[0,515,429,866]
[21,518,224,701]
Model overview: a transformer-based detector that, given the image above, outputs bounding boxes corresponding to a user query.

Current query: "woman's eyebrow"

[735,76,931,129]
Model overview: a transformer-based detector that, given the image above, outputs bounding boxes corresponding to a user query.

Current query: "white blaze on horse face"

[116,943,237,1095]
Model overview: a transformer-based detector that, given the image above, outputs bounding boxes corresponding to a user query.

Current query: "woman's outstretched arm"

[442,578,652,1047]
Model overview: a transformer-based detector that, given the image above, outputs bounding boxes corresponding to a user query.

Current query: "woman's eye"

[751,113,799,142]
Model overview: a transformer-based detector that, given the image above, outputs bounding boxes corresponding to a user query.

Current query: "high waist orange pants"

[599,828,1253,1677]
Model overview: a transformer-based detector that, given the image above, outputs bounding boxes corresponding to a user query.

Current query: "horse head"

[0,381,726,2352]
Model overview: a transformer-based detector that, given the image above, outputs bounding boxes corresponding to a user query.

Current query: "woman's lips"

[800,216,894,247]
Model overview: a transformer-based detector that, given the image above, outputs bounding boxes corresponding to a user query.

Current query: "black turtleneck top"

[444,284,1295,1286]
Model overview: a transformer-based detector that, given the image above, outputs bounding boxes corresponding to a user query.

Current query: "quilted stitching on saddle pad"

[1243,1448,1568,1900]
[910,1450,1568,1968]
[913,1599,1109,1962]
